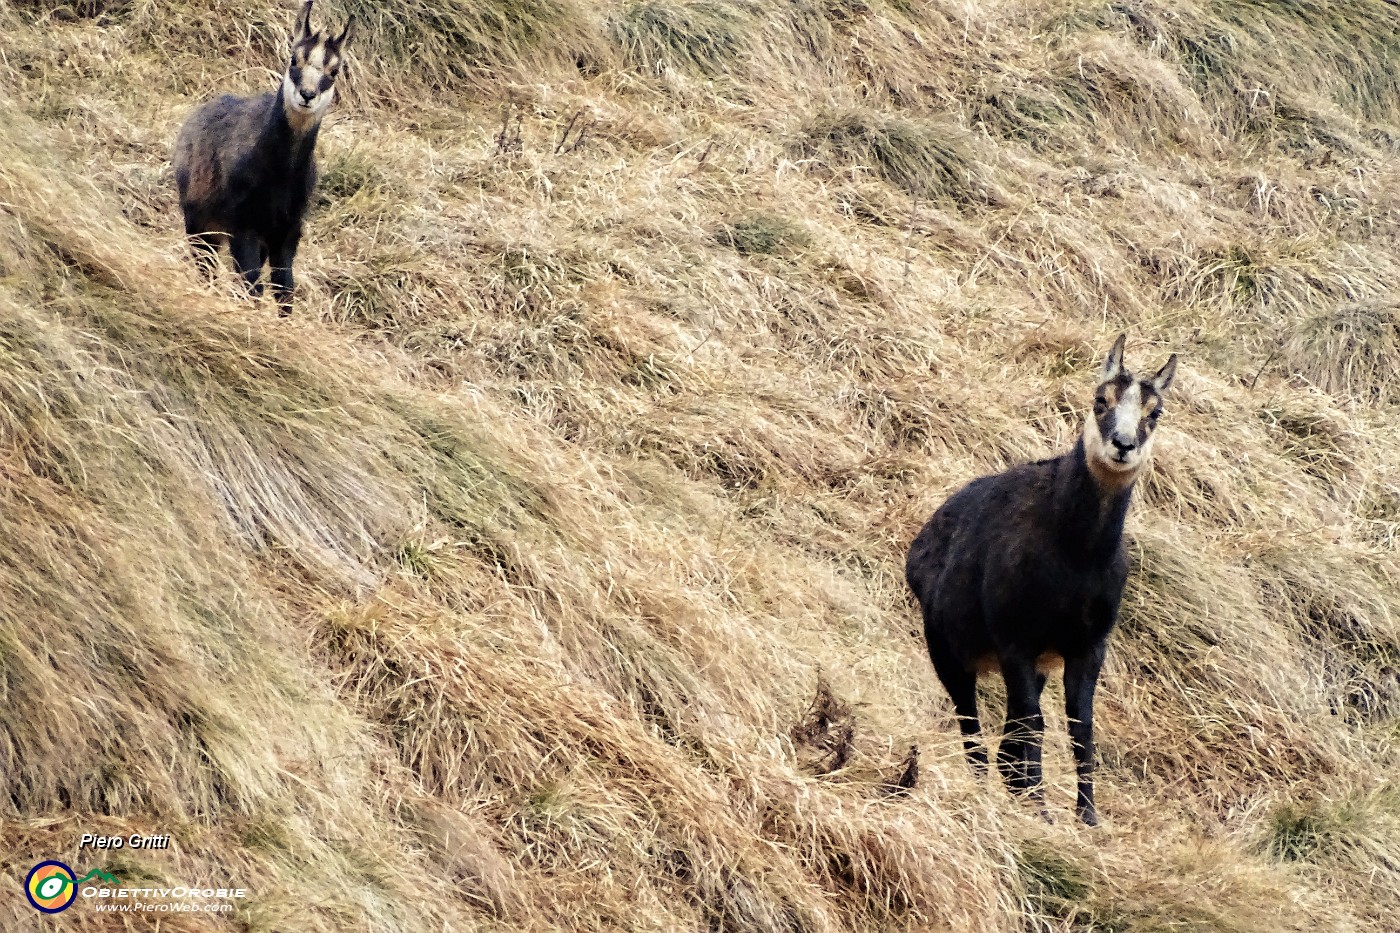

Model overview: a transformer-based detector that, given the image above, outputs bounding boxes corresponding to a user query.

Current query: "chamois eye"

[1148,408,1162,422]
[1093,398,1107,415]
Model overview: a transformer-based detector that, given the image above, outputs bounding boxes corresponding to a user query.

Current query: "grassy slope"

[1,0,1399,929]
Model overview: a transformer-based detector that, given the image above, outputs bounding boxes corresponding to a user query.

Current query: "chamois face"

[281,1,353,126]
[1083,334,1178,477]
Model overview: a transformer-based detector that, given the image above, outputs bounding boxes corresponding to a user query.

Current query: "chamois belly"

[971,652,1065,676]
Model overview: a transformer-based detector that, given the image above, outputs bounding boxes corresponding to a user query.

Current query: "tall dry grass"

[0,0,1398,930]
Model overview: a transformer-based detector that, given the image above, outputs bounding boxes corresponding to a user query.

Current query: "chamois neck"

[1055,439,1134,559]
[270,84,323,156]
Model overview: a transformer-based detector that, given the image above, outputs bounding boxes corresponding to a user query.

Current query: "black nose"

[1111,436,1136,454]
[300,90,315,103]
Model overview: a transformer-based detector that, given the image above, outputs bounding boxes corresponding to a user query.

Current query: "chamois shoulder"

[906,459,1049,598]
[946,454,1064,521]
[173,93,272,171]
[184,92,274,136]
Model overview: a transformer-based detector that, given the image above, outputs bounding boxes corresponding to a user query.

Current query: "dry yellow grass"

[1,0,1398,930]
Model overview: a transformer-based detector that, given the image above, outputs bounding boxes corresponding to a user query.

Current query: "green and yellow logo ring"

[26,861,78,913]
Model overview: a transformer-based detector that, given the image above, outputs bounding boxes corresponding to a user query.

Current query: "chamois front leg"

[268,228,301,316]
[998,659,1047,804]
[1065,643,1107,825]
[229,235,265,298]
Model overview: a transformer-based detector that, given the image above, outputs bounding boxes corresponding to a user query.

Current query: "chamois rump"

[905,335,1177,825]
[172,1,354,315]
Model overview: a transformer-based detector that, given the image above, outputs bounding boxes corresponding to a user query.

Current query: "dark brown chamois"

[905,335,1177,824]
[172,1,353,315]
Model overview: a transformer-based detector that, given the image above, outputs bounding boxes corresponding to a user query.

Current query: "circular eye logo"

[26,861,78,913]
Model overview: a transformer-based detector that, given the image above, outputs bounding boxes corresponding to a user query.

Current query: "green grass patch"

[1017,841,1096,928]
[1206,0,1400,124]
[793,107,997,207]
[973,80,1084,153]
[1263,799,1356,863]
[324,251,428,329]
[715,212,810,257]
[239,815,295,853]
[318,147,395,204]
[12,0,130,22]
[339,0,596,81]
[609,0,749,76]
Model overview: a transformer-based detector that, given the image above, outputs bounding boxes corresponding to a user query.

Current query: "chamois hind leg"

[188,234,221,281]
[998,658,1046,802]
[229,235,265,298]
[927,631,986,772]
[268,228,300,317]
[182,210,223,282]
[1065,643,1107,826]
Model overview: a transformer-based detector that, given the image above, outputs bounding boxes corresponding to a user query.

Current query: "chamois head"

[1083,334,1177,482]
[281,1,354,128]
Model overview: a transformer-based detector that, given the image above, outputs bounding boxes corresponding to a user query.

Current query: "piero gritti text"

[80,833,173,851]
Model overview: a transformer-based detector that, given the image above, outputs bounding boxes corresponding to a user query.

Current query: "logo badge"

[25,861,78,913]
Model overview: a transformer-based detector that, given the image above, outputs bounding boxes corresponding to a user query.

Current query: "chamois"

[172,1,354,315]
[905,335,1177,824]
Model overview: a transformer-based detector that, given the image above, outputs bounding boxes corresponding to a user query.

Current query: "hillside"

[1,0,1399,929]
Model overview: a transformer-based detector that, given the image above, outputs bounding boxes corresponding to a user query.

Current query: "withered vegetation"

[1,1,1399,930]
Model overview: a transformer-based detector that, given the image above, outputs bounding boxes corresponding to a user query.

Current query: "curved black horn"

[293,1,314,43]
[335,15,356,47]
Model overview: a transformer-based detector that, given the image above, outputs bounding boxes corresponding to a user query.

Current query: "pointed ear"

[1100,333,1126,382]
[1151,353,1179,393]
[334,15,356,47]
[292,0,314,45]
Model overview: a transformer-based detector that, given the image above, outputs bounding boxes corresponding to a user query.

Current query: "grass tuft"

[2,0,1400,930]
[794,107,999,206]
[716,212,811,256]
[1284,300,1400,405]
[1017,841,1094,927]
[1265,801,1336,863]
[318,147,395,204]
[338,0,602,81]
[609,0,749,76]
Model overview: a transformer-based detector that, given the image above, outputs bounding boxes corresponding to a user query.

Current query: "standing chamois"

[172,1,354,315]
[905,335,1177,824]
